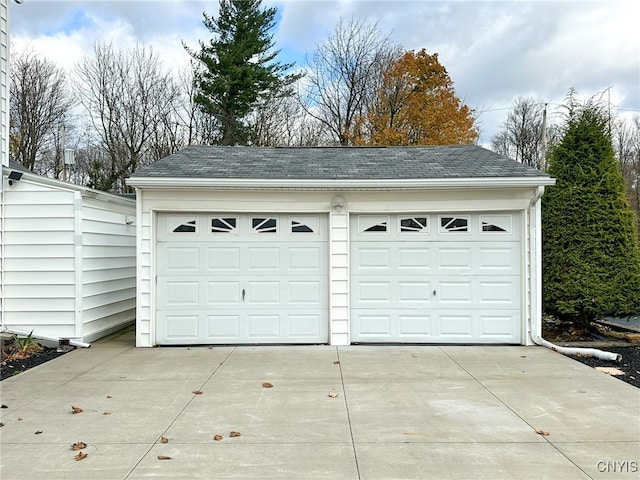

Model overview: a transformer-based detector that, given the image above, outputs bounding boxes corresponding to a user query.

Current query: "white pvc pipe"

[533,335,621,362]
[1,326,91,348]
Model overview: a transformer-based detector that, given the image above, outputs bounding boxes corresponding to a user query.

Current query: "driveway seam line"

[337,346,361,480]
[439,347,594,479]
[122,346,238,480]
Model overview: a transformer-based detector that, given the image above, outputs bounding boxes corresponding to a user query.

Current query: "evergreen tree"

[186,0,300,145]
[542,98,640,330]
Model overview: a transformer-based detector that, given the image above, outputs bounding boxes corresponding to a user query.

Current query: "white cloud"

[8,0,640,146]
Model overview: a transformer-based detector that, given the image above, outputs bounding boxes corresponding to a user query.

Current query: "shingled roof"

[131,145,551,181]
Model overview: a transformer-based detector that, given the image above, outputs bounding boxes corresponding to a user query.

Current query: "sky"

[8,0,640,146]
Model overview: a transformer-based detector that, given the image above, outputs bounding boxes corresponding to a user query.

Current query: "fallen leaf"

[161,436,169,444]
[71,442,87,451]
[213,434,224,441]
[35,430,43,435]
[71,405,83,414]
[74,452,88,461]
[328,392,339,398]
[192,390,203,395]
[0,423,4,427]
[535,429,549,436]
[229,431,241,437]
[18,417,22,421]
[595,367,624,376]
[1,405,7,409]
[157,455,172,460]
[106,395,112,399]
[103,411,111,415]
[520,355,526,358]
[261,382,273,388]
[333,361,340,364]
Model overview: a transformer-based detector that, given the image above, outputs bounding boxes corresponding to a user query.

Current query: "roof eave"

[126,176,556,189]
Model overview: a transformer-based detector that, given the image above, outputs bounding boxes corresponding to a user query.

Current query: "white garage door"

[156,213,328,344]
[351,213,521,344]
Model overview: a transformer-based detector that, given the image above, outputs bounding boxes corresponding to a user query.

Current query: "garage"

[351,212,521,343]
[155,213,328,344]
[128,145,554,347]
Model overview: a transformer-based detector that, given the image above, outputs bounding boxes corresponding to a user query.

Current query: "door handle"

[242,288,246,301]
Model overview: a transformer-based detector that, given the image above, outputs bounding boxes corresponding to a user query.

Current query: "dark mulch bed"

[1,347,69,381]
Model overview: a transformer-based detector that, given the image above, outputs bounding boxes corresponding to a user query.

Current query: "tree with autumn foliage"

[354,49,478,146]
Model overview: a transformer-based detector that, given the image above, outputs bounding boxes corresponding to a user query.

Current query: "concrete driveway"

[1,327,639,479]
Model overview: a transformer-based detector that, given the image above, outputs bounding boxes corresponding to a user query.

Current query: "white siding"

[2,179,77,339]
[1,173,136,342]
[80,198,136,342]
[0,0,8,169]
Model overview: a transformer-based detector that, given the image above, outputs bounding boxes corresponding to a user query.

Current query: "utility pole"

[540,103,548,171]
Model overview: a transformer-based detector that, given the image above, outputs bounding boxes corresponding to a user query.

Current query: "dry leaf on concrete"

[71,405,83,414]
[328,392,339,398]
[535,429,550,436]
[74,452,88,461]
[71,442,87,451]
[192,390,203,395]
[35,430,43,434]
[261,382,273,388]
[161,436,169,444]
[157,455,172,460]
[103,411,111,415]
[213,434,224,441]
[230,431,241,437]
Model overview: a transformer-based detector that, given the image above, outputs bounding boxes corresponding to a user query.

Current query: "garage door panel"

[477,245,519,273]
[162,246,200,271]
[398,282,432,303]
[248,314,281,338]
[438,247,473,271]
[288,281,322,304]
[438,314,473,336]
[398,247,432,271]
[248,247,280,270]
[354,281,391,304]
[399,315,432,336]
[438,281,473,304]
[207,315,240,338]
[163,314,199,340]
[480,313,519,337]
[208,247,240,271]
[207,281,241,304]
[288,247,322,270]
[246,281,280,304]
[478,280,519,305]
[288,313,324,337]
[356,314,392,336]
[355,247,391,270]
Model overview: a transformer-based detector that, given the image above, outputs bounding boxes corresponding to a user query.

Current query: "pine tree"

[542,99,640,330]
[186,0,300,145]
